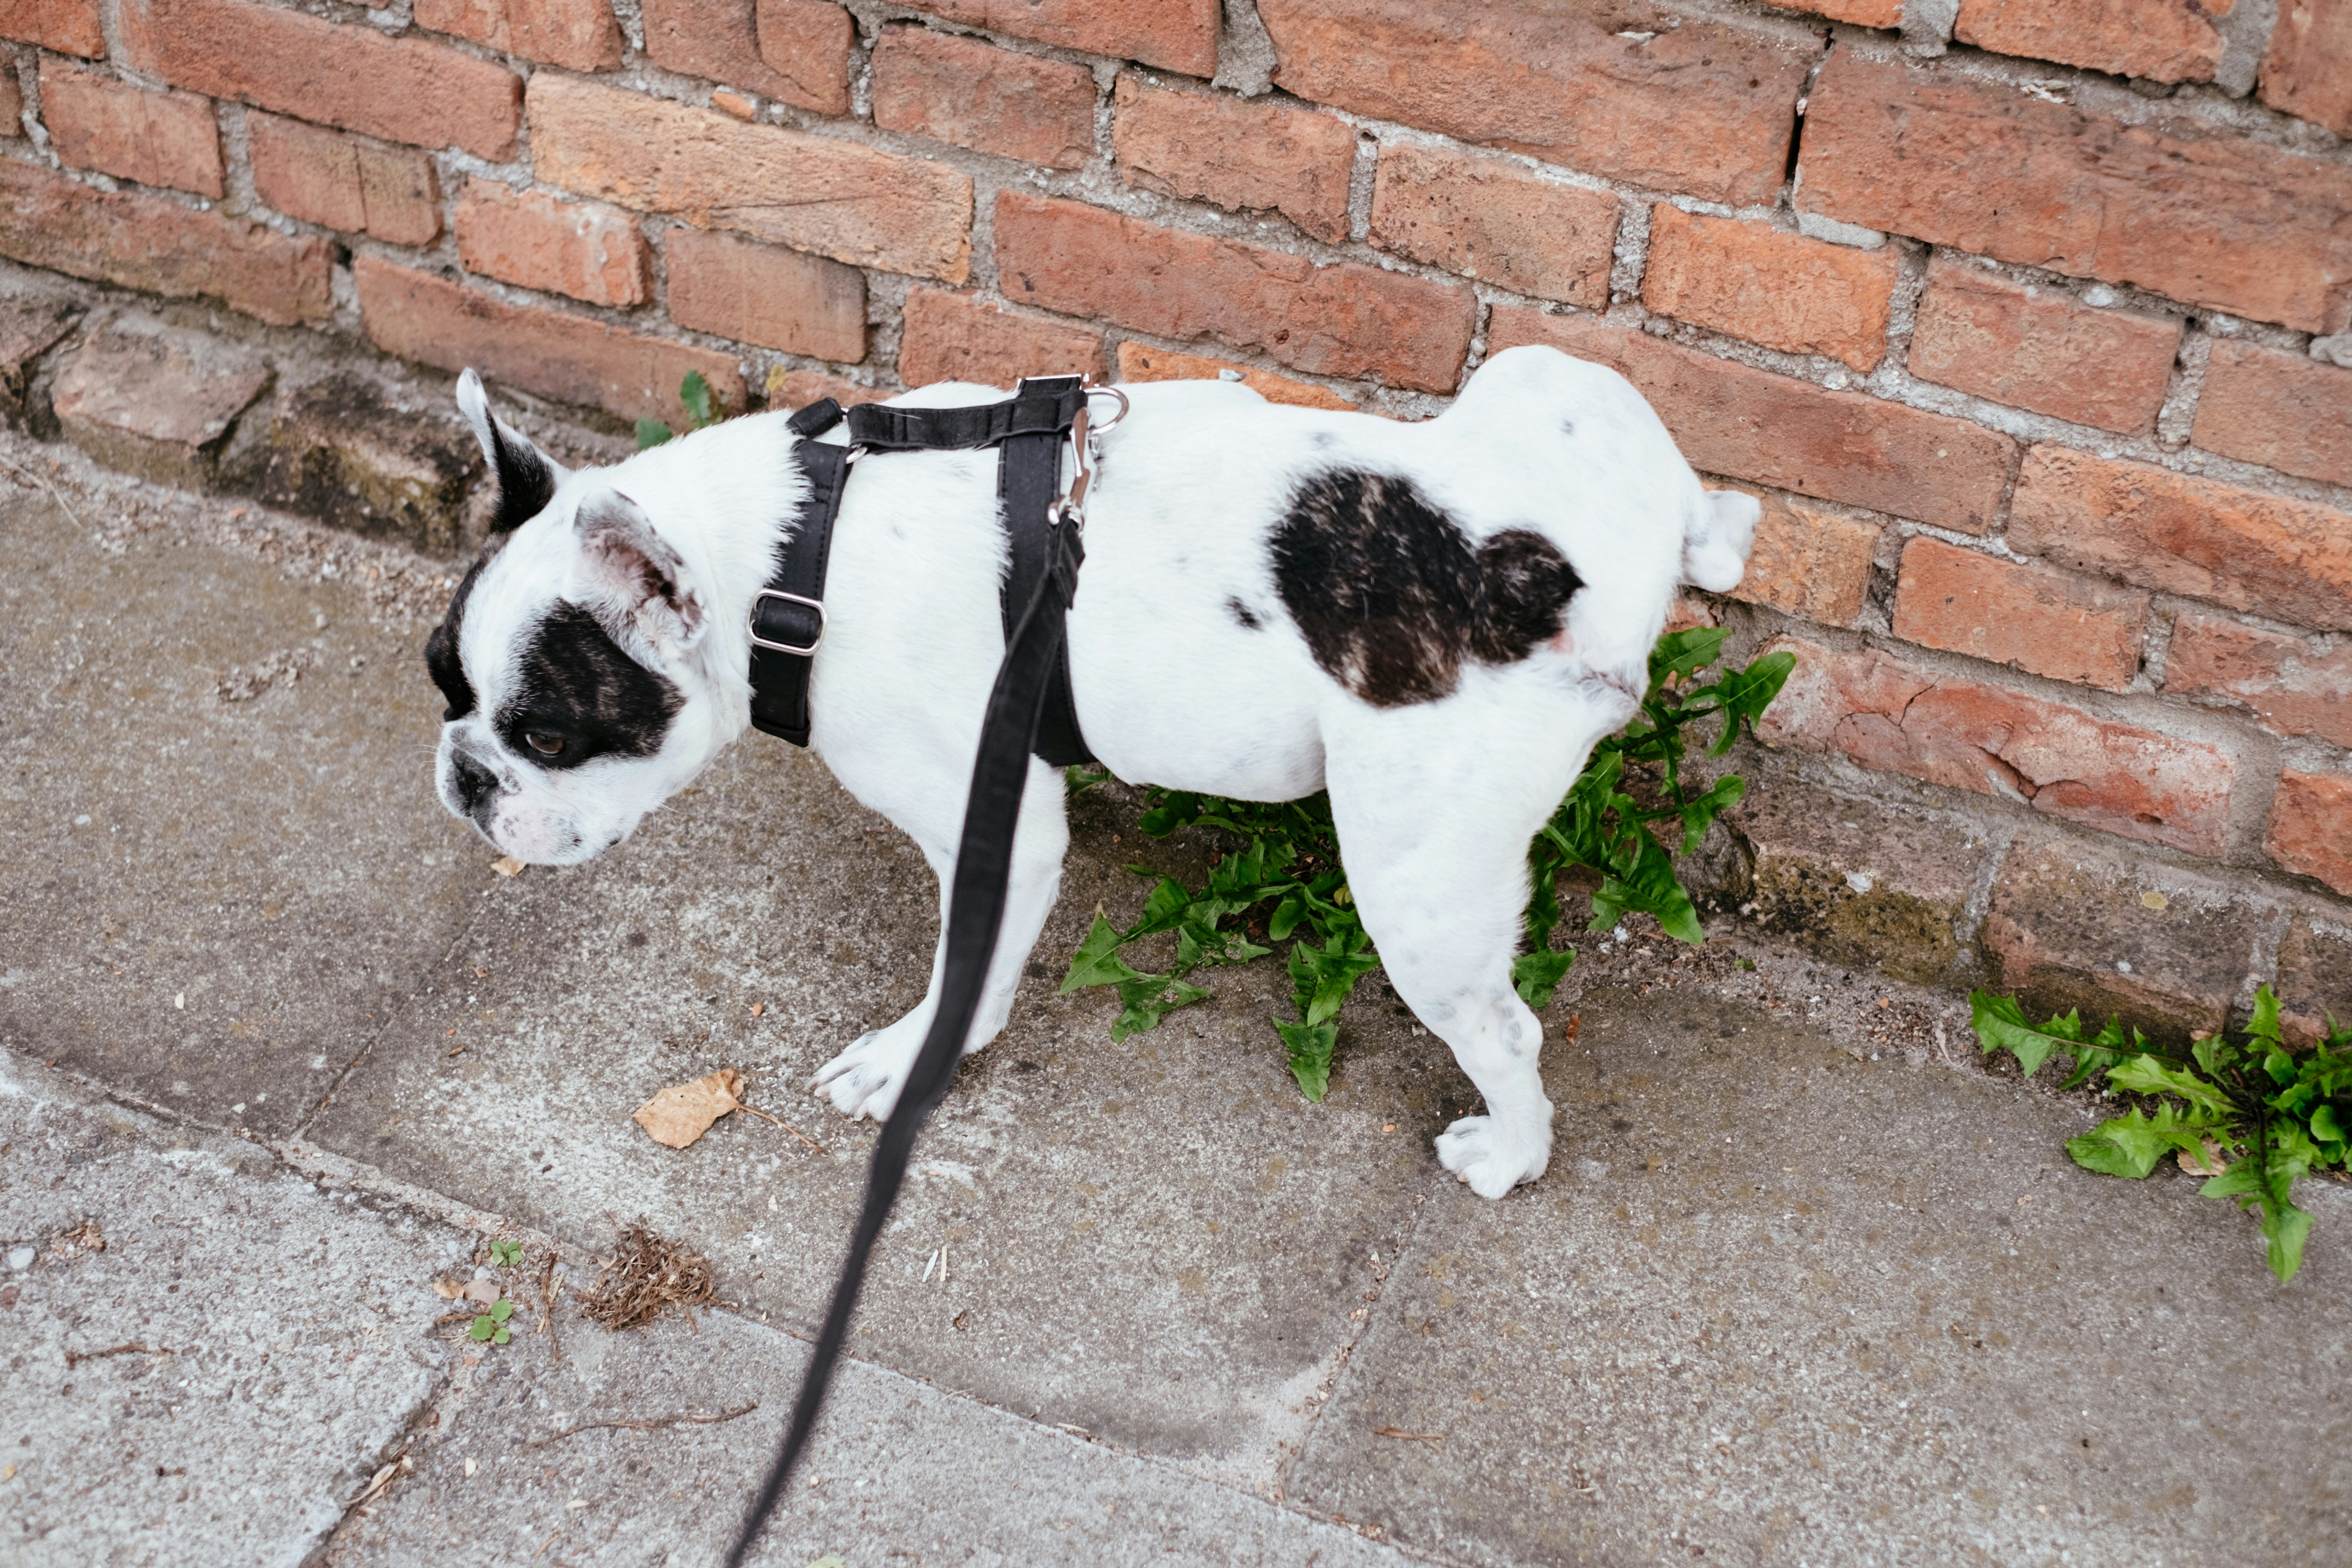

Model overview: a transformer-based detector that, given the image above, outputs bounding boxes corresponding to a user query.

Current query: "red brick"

[994,192,1473,394]
[1773,0,1900,21]
[2275,909,2352,1046]
[0,0,103,55]
[0,159,330,326]
[767,365,876,410]
[354,254,743,426]
[667,229,865,362]
[453,180,648,307]
[526,73,973,284]
[1892,537,2148,690]
[898,287,1104,390]
[1258,0,1818,208]
[2268,770,2352,896]
[1365,143,1618,310]
[1797,51,2352,335]
[2162,612,2352,748]
[1115,342,1356,411]
[1641,205,1896,373]
[2261,0,2352,137]
[2006,445,2352,632]
[1759,633,2235,855]
[641,0,853,116]
[120,0,521,160]
[871,28,1096,171]
[39,62,223,200]
[414,0,623,73]
[1112,76,1354,244]
[1955,0,2228,85]
[1709,485,1881,628]
[1488,309,2015,532]
[249,114,441,248]
[2191,341,2352,490]
[1906,259,2181,435]
[0,69,20,137]
[903,0,1217,76]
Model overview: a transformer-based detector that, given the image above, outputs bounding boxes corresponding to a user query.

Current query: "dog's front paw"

[810,1027,917,1121]
[1434,1115,1552,1199]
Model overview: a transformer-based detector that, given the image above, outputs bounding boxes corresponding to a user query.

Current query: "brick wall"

[3,0,2348,1031]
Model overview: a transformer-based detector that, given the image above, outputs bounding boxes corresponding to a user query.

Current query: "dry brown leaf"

[2179,1141,2230,1178]
[492,855,525,878]
[430,1278,466,1300]
[461,1279,503,1307]
[632,1068,747,1149]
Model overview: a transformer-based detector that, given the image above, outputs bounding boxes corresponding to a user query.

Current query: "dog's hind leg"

[1325,688,1596,1198]
[809,755,1070,1121]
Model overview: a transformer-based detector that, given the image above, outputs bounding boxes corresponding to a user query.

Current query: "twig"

[538,1252,563,1365]
[64,1341,170,1368]
[524,1402,759,1447]
[736,1100,824,1152]
[0,451,82,530]
[1370,1426,1445,1446]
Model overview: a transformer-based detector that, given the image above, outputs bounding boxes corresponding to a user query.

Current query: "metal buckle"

[749,590,826,656]
[1084,385,1129,431]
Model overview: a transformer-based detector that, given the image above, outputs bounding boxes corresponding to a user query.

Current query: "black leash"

[727,384,1107,1565]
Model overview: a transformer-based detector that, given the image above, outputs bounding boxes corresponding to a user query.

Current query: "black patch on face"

[425,558,485,721]
[1270,469,1581,708]
[494,603,683,769]
[486,419,558,536]
[1226,596,1263,631]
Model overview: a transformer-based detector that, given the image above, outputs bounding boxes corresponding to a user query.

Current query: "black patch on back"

[1270,469,1581,707]
[424,557,486,721]
[1226,596,1264,631]
[486,419,557,536]
[494,603,683,769]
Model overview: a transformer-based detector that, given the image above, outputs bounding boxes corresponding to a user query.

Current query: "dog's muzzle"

[448,747,501,820]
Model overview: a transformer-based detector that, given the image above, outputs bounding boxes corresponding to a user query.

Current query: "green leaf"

[1274,1018,1338,1102]
[2310,1103,2344,1147]
[1706,651,1797,755]
[1268,891,1307,942]
[1677,774,1745,853]
[469,1316,495,1342]
[680,368,715,429]
[1061,915,1144,993]
[1513,947,1575,1008]
[1110,973,1209,1042]
[1129,877,1194,938]
[2261,1202,2313,1281]
[1289,931,1380,1027]
[2065,1104,2220,1178]
[2245,983,2284,1049]
[492,1325,511,1344]
[489,1298,514,1322]
[635,418,674,450]
[1136,791,1200,836]
[1063,764,1111,796]
[2190,1033,2239,1076]
[1970,992,2084,1078]
[2106,1056,2236,1117]
[1649,627,1729,690]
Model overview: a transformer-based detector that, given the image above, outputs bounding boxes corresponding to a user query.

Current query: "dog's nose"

[450,748,500,816]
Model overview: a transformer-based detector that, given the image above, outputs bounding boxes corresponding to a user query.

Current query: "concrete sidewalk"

[3,440,2348,1568]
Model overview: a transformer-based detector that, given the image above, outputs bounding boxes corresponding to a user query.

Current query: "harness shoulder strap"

[993,377,1094,768]
[747,399,852,746]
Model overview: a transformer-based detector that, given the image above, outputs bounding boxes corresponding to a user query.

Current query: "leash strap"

[725,505,1086,1568]
[746,397,856,747]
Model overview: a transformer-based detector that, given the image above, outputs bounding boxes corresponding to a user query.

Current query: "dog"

[426,345,1757,1198]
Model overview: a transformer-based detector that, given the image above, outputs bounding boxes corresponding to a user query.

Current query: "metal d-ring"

[1083,385,1129,431]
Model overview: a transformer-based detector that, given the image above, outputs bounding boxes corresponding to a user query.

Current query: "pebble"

[6,1247,35,1271]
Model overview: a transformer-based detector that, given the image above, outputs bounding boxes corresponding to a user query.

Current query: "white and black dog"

[427,346,1756,1198]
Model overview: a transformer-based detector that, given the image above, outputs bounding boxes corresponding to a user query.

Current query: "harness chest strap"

[746,379,1097,767]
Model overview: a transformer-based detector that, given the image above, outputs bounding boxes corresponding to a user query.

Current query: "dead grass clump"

[579,1219,715,1332]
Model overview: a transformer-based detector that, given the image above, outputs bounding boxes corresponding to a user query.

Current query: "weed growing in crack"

[1973,984,2352,1280]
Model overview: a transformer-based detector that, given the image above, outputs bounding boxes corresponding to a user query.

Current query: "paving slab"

[0,486,492,1135]
[1290,982,2352,1567]
[0,1053,469,1567]
[307,745,1476,1492]
[326,1276,1419,1568]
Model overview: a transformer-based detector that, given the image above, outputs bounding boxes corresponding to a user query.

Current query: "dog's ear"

[570,488,708,661]
[1683,488,1758,593]
[456,368,565,535]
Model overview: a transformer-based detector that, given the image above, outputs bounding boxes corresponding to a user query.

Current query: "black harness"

[728,377,1116,1565]
[745,376,1098,767]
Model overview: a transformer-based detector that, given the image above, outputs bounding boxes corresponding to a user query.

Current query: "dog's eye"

[525,732,565,757]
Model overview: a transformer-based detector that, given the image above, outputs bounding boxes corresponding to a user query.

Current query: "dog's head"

[426,371,751,864]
